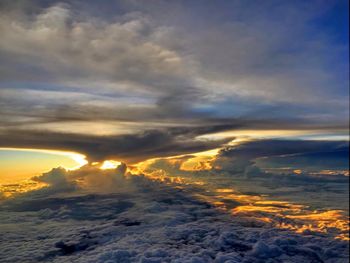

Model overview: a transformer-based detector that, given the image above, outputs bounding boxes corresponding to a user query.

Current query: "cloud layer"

[0,161,348,262]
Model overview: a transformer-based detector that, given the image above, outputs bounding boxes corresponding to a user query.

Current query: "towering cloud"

[0,0,348,160]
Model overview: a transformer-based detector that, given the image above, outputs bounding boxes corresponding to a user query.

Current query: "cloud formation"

[0,125,237,163]
[0,0,348,155]
[212,139,349,177]
[140,139,349,212]
[0,2,348,261]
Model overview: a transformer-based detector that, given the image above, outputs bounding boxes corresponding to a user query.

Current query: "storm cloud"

[0,126,236,163]
[0,0,348,163]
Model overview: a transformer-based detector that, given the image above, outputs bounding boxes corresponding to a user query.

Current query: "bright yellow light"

[196,129,334,140]
[0,180,47,198]
[0,147,88,170]
[230,200,349,241]
[0,147,88,184]
[192,148,220,157]
[100,160,121,170]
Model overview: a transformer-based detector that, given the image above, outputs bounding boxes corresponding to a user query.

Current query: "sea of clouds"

[0,163,348,263]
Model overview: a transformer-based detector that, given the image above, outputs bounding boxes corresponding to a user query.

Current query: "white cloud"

[0,4,189,90]
[1,1,347,106]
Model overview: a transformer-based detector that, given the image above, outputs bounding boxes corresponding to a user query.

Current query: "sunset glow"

[0,148,87,184]
[100,160,122,170]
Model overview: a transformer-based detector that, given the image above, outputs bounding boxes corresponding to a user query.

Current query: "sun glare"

[100,160,122,170]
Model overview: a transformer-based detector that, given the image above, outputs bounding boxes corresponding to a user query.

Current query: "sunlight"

[100,160,122,170]
[0,148,88,184]
[231,200,350,241]
[0,180,48,199]
[0,147,88,170]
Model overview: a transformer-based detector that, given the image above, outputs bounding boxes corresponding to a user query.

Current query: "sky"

[0,1,349,261]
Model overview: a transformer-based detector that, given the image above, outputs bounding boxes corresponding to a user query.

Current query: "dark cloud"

[0,1,348,169]
[0,112,348,163]
[0,125,236,163]
[0,0,348,140]
[258,147,349,171]
[218,139,348,159]
[214,139,349,174]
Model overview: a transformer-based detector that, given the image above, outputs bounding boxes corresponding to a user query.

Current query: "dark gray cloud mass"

[0,126,235,163]
[0,0,348,160]
[218,139,349,159]
[214,139,349,173]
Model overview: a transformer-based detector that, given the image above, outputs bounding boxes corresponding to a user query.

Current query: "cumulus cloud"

[32,167,69,185]
[0,3,189,87]
[28,162,132,196]
[31,167,77,194]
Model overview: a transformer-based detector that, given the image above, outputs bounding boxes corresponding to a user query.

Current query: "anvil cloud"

[0,0,348,161]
